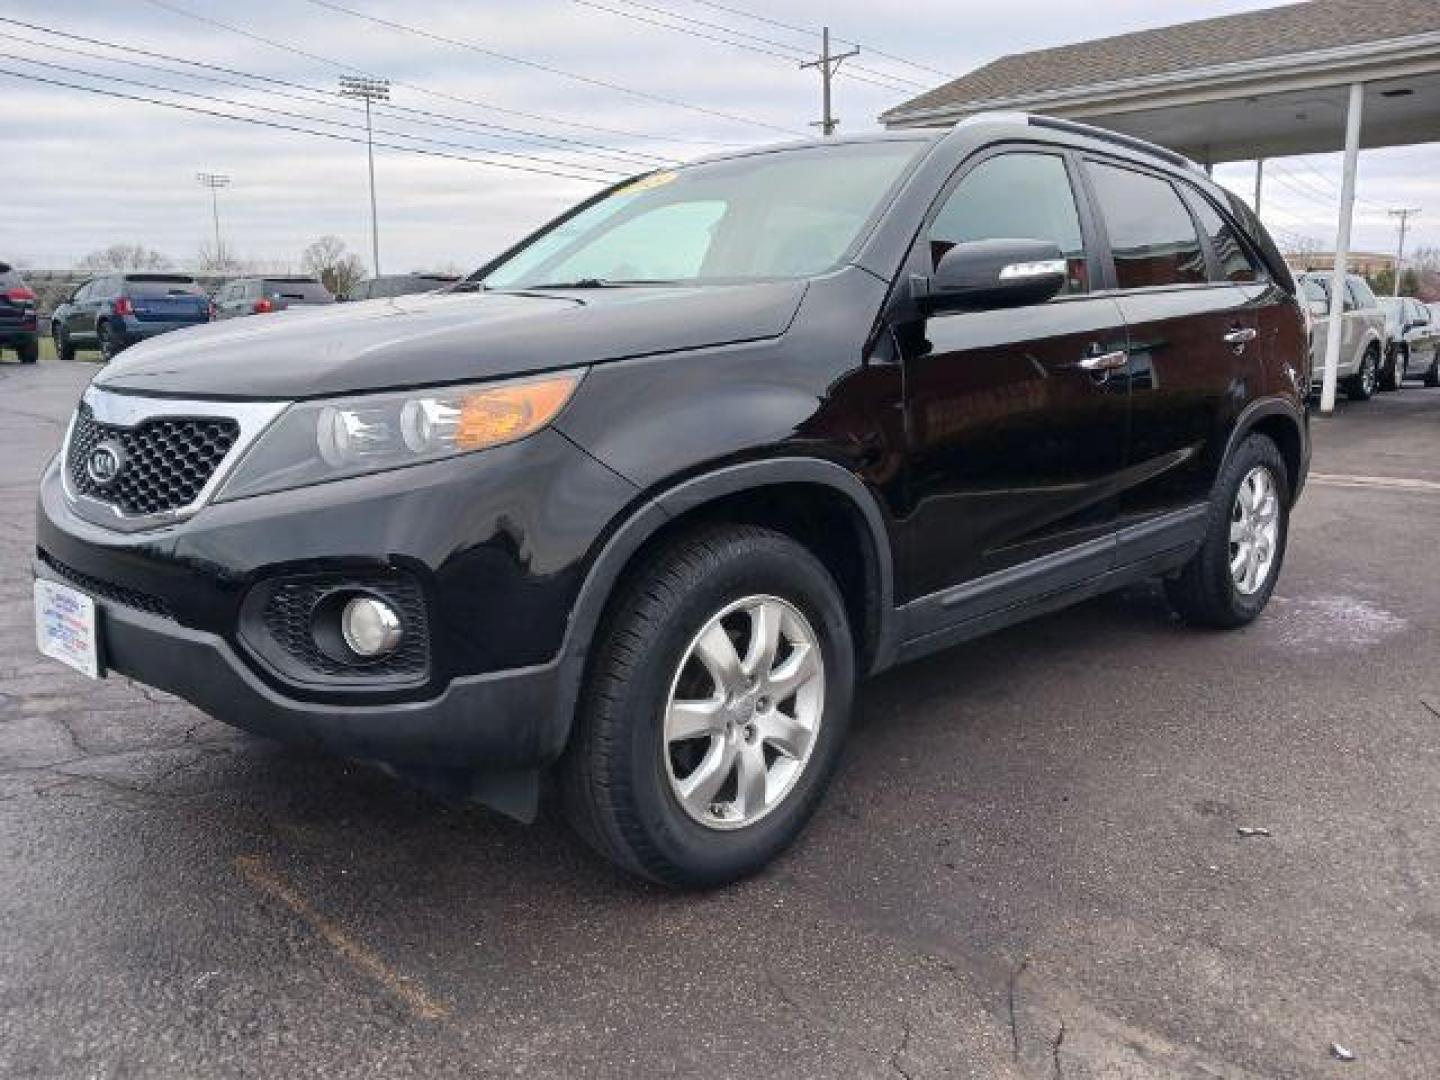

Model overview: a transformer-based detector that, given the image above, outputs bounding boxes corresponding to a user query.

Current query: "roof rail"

[1025,115,1201,172]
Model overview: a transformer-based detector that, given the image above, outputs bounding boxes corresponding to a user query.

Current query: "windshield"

[481,141,926,289]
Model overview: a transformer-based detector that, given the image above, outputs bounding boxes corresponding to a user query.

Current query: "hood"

[94,280,809,400]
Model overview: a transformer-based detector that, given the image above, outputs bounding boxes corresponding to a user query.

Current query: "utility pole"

[195,172,230,257]
[1387,207,1420,296]
[799,27,858,137]
[339,75,390,276]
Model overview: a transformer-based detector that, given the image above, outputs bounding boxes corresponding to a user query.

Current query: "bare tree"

[195,239,249,277]
[75,244,172,274]
[300,235,366,296]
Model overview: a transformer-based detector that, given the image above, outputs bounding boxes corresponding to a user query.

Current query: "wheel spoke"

[1230,542,1249,577]
[1230,518,1247,543]
[694,622,744,693]
[667,696,725,742]
[741,600,783,681]
[758,709,810,760]
[766,642,819,703]
[676,739,735,811]
[733,745,768,817]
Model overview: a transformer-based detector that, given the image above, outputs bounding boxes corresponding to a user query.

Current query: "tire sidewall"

[1215,437,1290,621]
[609,536,854,885]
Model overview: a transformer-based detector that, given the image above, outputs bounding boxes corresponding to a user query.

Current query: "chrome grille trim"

[61,387,290,533]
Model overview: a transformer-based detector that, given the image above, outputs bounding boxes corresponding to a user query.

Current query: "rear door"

[1082,158,1262,534]
[898,147,1128,611]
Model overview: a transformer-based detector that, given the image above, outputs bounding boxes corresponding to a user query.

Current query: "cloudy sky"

[2,0,1435,274]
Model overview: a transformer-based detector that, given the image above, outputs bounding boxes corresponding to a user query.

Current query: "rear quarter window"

[1086,161,1207,289]
[1186,193,1261,283]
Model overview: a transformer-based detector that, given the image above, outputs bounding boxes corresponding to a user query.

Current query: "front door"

[896,149,1129,612]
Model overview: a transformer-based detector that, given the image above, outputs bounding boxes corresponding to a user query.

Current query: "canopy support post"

[1320,82,1364,415]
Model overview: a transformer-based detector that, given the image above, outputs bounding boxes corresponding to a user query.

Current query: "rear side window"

[1301,278,1327,306]
[1347,278,1376,309]
[1187,195,1261,283]
[1087,162,1207,289]
[127,280,204,298]
[929,152,1088,294]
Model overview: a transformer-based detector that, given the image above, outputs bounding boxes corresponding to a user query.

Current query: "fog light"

[340,596,403,658]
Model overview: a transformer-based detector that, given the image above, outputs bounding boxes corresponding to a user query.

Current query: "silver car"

[1298,272,1387,401]
[1378,295,1440,389]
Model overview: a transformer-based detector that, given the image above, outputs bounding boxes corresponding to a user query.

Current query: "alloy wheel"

[1361,353,1377,396]
[663,594,824,831]
[1230,465,1280,596]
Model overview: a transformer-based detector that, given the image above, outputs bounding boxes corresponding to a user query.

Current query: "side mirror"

[916,239,1067,314]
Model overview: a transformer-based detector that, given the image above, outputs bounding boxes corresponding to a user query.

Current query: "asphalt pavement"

[2,358,1437,1079]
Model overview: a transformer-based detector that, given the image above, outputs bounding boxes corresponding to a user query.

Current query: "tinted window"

[262,280,333,301]
[1087,162,1207,289]
[1187,193,1260,283]
[929,152,1088,294]
[127,280,205,298]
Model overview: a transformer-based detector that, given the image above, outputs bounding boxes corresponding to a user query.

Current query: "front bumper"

[35,426,637,769]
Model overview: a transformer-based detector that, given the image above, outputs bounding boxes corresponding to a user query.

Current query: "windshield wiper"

[523,278,678,290]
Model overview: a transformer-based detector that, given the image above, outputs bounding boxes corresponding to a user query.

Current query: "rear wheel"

[16,338,38,364]
[1164,433,1289,628]
[561,524,854,888]
[52,325,75,363]
[1381,345,1406,391]
[1425,353,1440,389]
[97,321,122,362]
[1345,346,1379,401]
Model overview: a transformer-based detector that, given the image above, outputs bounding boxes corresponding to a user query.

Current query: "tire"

[1164,433,1289,629]
[1381,345,1406,391]
[16,338,38,364]
[560,524,855,888]
[52,325,75,364]
[1425,354,1440,389]
[97,321,122,362]
[1345,346,1379,401]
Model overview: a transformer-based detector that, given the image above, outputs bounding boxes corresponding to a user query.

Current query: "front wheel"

[1425,354,1440,389]
[561,525,854,888]
[97,321,122,362]
[1381,345,1406,391]
[16,338,38,364]
[1164,433,1289,628]
[1345,347,1379,401]
[52,325,75,363]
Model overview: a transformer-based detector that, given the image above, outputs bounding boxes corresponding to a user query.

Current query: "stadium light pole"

[195,172,230,256]
[339,75,390,276]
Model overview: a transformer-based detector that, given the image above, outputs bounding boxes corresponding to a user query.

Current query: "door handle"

[1077,349,1129,372]
[1223,327,1257,346]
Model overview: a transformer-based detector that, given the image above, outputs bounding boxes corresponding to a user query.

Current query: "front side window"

[482,140,926,288]
[1346,278,1376,309]
[1087,162,1207,289]
[928,151,1088,294]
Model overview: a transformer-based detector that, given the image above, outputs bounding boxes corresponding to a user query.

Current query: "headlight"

[216,371,583,502]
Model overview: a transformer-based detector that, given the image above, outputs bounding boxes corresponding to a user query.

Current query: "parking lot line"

[1308,472,1440,494]
[233,853,451,1021]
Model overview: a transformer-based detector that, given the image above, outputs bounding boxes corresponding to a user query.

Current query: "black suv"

[51,273,211,362]
[34,116,1308,886]
[0,261,40,363]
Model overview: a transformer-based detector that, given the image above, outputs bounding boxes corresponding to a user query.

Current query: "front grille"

[67,403,239,517]
[37,550,173,618]
[258,575,430,682]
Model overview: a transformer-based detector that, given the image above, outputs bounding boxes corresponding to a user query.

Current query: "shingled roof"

[881,0,1440,124]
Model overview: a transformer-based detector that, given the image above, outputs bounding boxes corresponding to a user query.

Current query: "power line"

[130,2,743,148]
[0,50,629,180]
[683,0,956,79]
[579,0,927,91]
[0,65,616,184]
[297,0,804,135]
[0,17,673,169]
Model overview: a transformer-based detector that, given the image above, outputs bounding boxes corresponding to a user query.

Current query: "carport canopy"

[880,0,1440,413]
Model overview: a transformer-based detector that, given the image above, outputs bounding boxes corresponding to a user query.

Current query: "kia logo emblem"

[85,440,126,487]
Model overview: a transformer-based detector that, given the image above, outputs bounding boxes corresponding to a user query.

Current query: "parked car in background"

[214,277,334,319]
[50,273,210,362]
[35,115,1309,886]
[0,261,40,364]
[1378,295,1440,389]
[1297,272,1386,400]
[344,273,460,301]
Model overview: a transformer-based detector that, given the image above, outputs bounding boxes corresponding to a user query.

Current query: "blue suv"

[51,273,211,362]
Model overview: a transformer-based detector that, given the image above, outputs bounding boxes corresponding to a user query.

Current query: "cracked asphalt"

[2,358,1438,1079]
